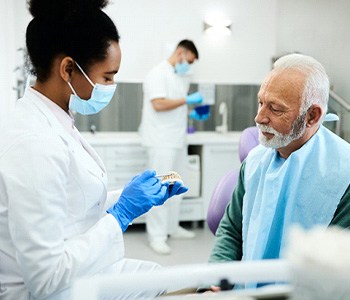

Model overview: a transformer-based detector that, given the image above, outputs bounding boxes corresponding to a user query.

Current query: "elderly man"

[209,54,350,275]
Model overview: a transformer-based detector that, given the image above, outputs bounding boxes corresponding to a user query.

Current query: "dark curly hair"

[26,0,120,81]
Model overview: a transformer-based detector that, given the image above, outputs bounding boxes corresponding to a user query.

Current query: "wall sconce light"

[203,18,232,36]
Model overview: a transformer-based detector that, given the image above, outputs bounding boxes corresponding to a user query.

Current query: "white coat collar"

[23,87,107,175]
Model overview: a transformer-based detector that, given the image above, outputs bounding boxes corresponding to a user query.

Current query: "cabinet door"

[179,199,204,221]
[201,144,240,217]
[104,145,147,190]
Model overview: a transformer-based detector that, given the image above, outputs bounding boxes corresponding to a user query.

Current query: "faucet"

[216,102,228,133]
[90,124,97,134]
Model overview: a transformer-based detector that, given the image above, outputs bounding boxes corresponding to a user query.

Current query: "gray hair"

[273,54,329,118]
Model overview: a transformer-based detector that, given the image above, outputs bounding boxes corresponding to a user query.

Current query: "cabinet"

[187,133,241,220]
[82,131,241,222]
[200,144,241,215]
[104,145,147,190]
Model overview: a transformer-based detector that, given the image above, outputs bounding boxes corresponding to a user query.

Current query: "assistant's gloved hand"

[107,170,167,232]
[162,180,189,201]
[186,92,203,105]
[189,109,210,121]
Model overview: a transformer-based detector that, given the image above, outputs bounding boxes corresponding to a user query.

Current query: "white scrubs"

[139,60,190,243]
[0,88,160,300]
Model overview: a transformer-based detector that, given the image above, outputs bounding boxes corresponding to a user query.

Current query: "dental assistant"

[0,0,187,299]
[139,40,202,255]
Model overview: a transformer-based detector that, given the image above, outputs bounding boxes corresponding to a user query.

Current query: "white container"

[184,155,200,198]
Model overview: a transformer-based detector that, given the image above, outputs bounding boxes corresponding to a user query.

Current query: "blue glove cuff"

[107,201,132,232]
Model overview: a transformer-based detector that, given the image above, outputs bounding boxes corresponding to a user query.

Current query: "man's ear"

[59,57,75,82]
[306,105,323,127]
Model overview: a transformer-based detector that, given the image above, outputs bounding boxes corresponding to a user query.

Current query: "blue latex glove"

[107,170,188,231]
[107,170,166,231]
[189,110,210,121]
[186,92,203,105]
[163,180,189,201]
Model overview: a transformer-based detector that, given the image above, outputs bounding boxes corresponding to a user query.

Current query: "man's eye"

[271,107,282,114]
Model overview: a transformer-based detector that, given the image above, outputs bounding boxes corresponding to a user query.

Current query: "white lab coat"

[139,60,190,149]
[0,88,158,300]
[139,60,190,242]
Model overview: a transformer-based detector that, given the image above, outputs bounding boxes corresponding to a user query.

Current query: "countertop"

[81,131,242,146]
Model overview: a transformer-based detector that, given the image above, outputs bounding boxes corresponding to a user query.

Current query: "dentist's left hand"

[107,170,187,232]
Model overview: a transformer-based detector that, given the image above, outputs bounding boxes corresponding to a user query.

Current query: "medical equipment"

[72,260,291,299]
[68,62,117,115]
[156,171,183,185]
[175,61,190,74]
[288,226,350,300]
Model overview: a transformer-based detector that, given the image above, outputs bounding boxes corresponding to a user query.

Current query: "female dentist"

[0,0,187,299]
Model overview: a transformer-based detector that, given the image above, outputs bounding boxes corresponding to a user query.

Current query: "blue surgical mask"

[175,61,190,75]
[68,62,117,115]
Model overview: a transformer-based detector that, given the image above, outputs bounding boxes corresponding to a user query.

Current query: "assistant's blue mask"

[175,61,190,75]
[68,62,117,115]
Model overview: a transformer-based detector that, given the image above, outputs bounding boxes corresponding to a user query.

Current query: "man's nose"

[255,106,269,125]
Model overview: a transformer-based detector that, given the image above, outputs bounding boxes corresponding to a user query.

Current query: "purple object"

[239,126,259,162]
[187,126,196,134]
[207,169,239,234]
[194,105,210,116]
[207,126,259,235]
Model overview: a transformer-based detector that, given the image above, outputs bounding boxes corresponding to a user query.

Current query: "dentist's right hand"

[107,170,179,232]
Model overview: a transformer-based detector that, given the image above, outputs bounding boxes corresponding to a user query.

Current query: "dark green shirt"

[209,161,350,262]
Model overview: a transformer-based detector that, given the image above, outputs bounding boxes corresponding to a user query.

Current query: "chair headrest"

[238,126,259,162]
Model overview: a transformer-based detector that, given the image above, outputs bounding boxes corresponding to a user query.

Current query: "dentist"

[139,40,202,255]
[0,0,187,299]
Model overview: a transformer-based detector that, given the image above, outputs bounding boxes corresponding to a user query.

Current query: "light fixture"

[203,18,232,36]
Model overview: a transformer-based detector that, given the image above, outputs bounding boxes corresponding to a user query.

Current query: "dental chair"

[207,126,259,235]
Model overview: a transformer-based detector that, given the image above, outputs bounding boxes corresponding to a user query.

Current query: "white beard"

[257,112,307,149]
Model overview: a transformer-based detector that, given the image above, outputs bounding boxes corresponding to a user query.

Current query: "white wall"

[7,0,277,94]
[276,0,350,101]
[5,0,350,103]
[105,0,277,84]
[0,0,17,127]
[12,0,31,51]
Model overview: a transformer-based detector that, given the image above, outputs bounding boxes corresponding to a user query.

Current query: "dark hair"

[177,39,199,60]
[26,0,120,81]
